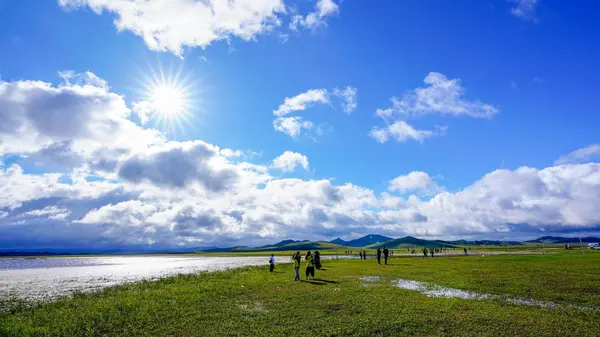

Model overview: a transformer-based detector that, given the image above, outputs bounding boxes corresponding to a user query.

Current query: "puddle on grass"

[238,301,267,312]
[359,276,381,282]
[392,279,598,312]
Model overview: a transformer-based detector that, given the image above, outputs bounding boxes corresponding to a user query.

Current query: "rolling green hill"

[366,236,458,249]
[344,234,393,247]
[205,241,346,252]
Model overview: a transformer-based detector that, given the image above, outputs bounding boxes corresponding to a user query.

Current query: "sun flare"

[136,64,201,135]
[151,85,185,116]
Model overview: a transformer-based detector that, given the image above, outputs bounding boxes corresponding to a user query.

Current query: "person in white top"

[269,254,275,272]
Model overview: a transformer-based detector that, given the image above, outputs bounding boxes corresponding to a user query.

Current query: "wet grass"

[1,251,599,336]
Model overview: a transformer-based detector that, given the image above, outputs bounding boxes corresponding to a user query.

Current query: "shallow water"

[0,255,344,302]
[392,278,596,311]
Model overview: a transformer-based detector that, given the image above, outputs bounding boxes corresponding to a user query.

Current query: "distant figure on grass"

[422,248,428,258]
[359,250,363,260]
[292,252,301,281]
[463,248,468,256]
[383,247,389,265]
[314,250,322,270]
[430,249,435,258]
[269,254,275,272]
[305,251,315,280]
[363,249,367,259]
[376,248,382,264]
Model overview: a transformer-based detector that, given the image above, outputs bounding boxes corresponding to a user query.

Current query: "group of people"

[376,247,391,264]
[358,248,394,261]
[277,250,322,281]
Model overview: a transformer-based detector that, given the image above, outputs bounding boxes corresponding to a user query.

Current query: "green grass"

[2,252,600,336]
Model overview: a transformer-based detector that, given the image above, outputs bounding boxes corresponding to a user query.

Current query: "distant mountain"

[203,241,346,252]
[272,239,309,247]
[442,240,522,246]
[345,234,393,247]
[525,236,600,244]
[329,238,348,245]
[367,236,459,249]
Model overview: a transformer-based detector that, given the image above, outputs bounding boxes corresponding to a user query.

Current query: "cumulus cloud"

[388,171,441,195]
[369,121,436,143]
[272,151,309,172]
[59,0,287,55]
[20,205,71,220]
[371,72,498,143]
[555,144,600,165]
[273,116,314,138]
[510,0,539,21]
[273,89,329,116]
[384,72,499,119]
[3,72,600,251]
[0,71,163,165]
[333,86,358,114]
[272,86,356,138]
[290,0,339,30]
[117,141,239,192]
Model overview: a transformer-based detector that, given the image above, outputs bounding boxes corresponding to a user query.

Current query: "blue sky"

[1,0,599,250]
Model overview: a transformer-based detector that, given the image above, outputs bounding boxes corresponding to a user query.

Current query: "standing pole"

[579,236,585,255]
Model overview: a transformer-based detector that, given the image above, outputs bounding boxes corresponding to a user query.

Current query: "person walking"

[430,249,435,258]
[269,254,275,272]
[422,248,428,258]
[463,247,468,256]
[383,247,389,265]
[292,252,301,281]
[376,248,382,264]
[359,250,363,260]
[305,251,315,280]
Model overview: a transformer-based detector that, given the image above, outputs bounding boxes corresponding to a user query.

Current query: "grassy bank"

[2,252,600,336]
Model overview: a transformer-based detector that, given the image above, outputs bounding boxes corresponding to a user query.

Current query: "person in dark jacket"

[422,248,428,258]
[305,251,315,280]
[314,250,322,269]
[383,247,389,265]
[376,248,382,264]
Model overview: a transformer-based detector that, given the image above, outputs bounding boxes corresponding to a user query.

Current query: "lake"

[0,255,347,303]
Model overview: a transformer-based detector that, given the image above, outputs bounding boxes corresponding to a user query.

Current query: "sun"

[135,63,201,136]
[151,85,185,116]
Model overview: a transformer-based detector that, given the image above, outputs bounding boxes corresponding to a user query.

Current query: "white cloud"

[555,144,600,165]
[510,0,539,21]
[389,171,441,195]
[21,205,71,220]
[290,0,339,30]
[369,121,436,143]
[370,72,497,143]
[387,72,499,119]
[59,0,287,55]
[273,116,314,138]
[117,141,240,192]
[273,89,329,116]
[333,86,358,114]
[272,86,356,138]
[0,72,163,165]
[272,151,309,172]
[3,72,600,250]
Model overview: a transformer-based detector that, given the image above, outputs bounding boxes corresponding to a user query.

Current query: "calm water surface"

[0,256,284,302]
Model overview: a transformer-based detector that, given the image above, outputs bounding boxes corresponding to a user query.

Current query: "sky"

[1,0,600,250]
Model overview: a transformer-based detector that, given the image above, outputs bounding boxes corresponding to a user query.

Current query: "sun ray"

[133,62,203,139]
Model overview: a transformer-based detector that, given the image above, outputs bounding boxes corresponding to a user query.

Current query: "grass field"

[2,251,599,336]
